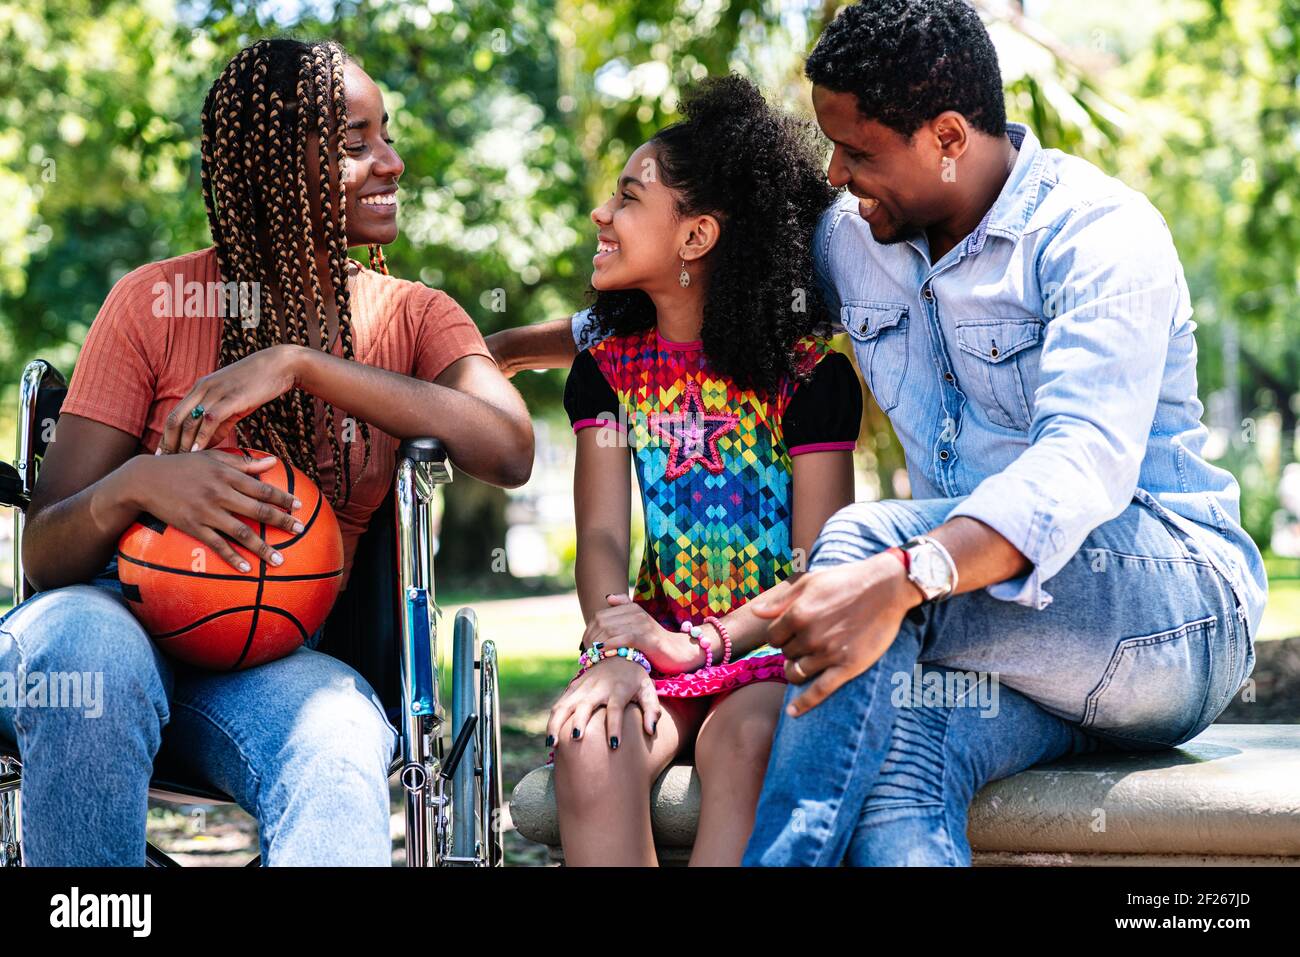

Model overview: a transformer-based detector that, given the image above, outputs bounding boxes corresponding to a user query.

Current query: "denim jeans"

[0,562,398,866]
[742,492,1254,866]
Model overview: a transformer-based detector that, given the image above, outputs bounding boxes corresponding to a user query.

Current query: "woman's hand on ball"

[158,345,303,455]
[132,450,302,573]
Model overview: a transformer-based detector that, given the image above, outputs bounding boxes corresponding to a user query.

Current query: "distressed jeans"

[0,565,398,866]
[743,492,1255,866]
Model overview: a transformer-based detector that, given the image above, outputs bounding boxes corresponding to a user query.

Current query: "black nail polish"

[545,735,555,747]
[572,728,581,739]
[652,720,659,733]
[610,736,619,750]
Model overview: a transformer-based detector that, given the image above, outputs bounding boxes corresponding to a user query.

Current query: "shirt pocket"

[953,317,1044,431]
[842,300,909,413]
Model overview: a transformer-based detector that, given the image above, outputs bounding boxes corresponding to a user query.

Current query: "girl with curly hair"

[542,75,862,865]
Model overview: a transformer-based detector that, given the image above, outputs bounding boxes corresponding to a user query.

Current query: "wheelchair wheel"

[450,608,478,860]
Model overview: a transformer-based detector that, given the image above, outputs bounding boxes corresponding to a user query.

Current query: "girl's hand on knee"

[545,658,660,748]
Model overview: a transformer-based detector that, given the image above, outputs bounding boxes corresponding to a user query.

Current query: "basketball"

[117,448,344,670]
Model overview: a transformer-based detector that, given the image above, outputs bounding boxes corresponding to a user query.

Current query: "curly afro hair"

[804,0,1006,138]
[587,74,836,395]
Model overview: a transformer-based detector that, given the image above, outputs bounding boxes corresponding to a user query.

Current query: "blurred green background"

[0,0,1297,624]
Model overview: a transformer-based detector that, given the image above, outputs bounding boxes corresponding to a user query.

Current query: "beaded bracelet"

[679,620,714,669]
[579,643,621,669]
[578,647,650,674]
[703,616,733,666]
[577,645,652,677]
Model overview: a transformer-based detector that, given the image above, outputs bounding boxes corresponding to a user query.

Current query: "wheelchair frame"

[0,359,503,867]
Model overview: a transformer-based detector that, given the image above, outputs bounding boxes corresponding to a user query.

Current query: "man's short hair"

[805,0,1007,138]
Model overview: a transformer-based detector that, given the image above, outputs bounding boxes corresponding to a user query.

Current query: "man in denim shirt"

[490,0,1266,866]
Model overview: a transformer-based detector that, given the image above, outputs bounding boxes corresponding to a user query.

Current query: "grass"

[1259,578,1300,642]
[441,592,586,661]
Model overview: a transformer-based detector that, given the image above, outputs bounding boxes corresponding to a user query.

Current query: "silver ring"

[791,659,807,680]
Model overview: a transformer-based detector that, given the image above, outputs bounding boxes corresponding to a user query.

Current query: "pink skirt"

[651,651,788,698]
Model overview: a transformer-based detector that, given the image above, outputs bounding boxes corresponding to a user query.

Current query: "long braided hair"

[199,37,377,507]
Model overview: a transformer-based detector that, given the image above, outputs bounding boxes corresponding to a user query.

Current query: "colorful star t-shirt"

[563,327,862,641]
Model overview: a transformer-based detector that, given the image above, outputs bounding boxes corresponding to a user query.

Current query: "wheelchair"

[0,359,503,867]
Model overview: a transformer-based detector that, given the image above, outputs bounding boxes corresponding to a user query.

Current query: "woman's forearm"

[292,347,533,487]
[23,457,147,592]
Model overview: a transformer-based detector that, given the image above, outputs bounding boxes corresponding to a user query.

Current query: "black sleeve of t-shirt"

[563,349,622,430]
[783,351,863,452]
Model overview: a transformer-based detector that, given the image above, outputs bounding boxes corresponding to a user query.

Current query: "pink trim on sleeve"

[572,417,626,434]
[788,440,856,456]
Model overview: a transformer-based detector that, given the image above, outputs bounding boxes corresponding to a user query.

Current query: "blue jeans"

[742,492,1255,866]
[0,564,398,866]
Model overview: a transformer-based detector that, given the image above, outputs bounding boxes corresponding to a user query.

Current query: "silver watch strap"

[903,535,959,601]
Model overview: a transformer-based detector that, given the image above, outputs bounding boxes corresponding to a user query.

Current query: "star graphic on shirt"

[650,379,739,479]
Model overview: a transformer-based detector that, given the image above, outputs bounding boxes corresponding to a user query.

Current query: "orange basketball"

[117,448,344,671]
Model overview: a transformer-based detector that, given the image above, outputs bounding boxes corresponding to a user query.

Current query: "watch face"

[909,542,952,597]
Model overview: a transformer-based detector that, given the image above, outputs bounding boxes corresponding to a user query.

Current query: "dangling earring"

[368,243,389,275]
[678,259,690,288]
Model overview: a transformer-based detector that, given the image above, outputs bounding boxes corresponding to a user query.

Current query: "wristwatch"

[887,535,958,603]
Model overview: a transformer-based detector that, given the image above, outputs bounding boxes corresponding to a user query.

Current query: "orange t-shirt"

[60,246,493,589]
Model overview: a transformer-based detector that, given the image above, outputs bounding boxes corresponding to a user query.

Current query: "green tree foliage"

[1117,0,1300,544]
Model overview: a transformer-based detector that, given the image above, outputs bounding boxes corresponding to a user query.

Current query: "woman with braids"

[0,38,532,866]
[542,75,861,865]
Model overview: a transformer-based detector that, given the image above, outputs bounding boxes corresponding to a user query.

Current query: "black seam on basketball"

[138,513,167,535]
[208,499,320,554]
[151,604,310,644]
[276,486,322,548]
[235,519,271,669]
[115,552,342,583]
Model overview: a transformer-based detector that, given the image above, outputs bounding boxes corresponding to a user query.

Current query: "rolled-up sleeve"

[947,196,1187,609]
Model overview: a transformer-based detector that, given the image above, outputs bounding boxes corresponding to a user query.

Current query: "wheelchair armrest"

[398,437,446,463]
[0,461,27,509]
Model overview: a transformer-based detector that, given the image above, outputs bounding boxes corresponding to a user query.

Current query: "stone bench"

[508,723,1300,865]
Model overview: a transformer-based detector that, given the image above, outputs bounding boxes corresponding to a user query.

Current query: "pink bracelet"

[679,620,713,669]
[703,616,732,665]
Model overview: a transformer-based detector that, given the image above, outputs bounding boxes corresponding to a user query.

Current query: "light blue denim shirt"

[572,122,1267,635]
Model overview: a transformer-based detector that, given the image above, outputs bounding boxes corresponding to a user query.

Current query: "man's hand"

[749,554,923,717]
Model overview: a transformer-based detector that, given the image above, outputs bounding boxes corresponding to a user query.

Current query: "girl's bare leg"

[553,696,706,866]
[690,682,785,866]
